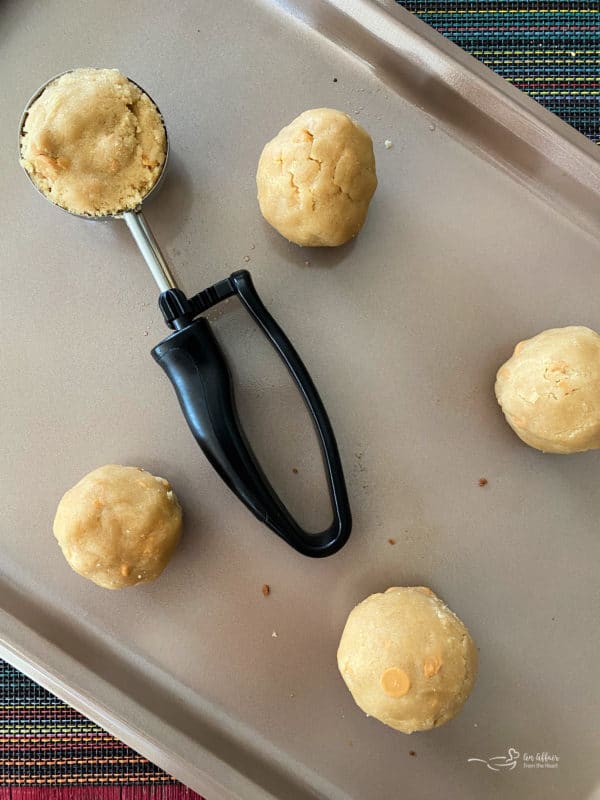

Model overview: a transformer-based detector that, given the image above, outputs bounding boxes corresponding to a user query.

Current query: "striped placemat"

[0,791,200,800]
[0,662,178,787]
[2,0,599,793]
[404,0,600,143]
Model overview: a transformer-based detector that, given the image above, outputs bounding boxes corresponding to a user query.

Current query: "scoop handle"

[152,271,352,557]
[123,210,178,293]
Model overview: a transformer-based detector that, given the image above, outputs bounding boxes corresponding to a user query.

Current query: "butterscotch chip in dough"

[256,108,377,247]
[53,465,182,589]
[337,587,477,734]
[495,326,600,453]
[20,68,166,216]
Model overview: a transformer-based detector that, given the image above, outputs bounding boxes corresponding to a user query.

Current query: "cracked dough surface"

[53,465,182,589]
[20,68,166,216]
[337,587,477,734]
[256,108,377,247]
[495,326,600,453]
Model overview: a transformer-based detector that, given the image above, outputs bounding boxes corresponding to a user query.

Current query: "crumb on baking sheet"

[304,260,311,267]
[478,477,488,487]
[243,255,250,262]
[384,139,393,149]
[272,631,278,638]
[409,750,417,757]
[388,538,396,545]
[292,467,299,474]
[262,583,270,597]
[333,77,338,82]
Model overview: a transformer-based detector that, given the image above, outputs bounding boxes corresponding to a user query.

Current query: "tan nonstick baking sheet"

[2,1,600,798]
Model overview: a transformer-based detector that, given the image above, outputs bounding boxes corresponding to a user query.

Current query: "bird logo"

[468,747,520,771]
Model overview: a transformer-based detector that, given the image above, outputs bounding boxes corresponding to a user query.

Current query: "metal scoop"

[19,73,351,557]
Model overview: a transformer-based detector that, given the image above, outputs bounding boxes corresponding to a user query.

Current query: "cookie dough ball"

[337,587,477,734]
[256,108,377,247]
[495,326,600,453]
[20,68,166,216]
[53,465,182,589]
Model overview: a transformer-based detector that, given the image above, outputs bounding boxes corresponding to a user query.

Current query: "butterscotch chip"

[381,667,411,697]
[20,68,166,216]
[337,587,477,734]
[423,655,442,678]
[53,464,182,589]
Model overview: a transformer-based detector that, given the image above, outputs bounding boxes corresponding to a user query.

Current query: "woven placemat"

[405,0,600,143]
[2,0,599,791]
[0,662,178,787]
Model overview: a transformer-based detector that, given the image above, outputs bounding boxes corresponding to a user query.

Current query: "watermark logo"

[468,747,560,771]
[468,747,520,771]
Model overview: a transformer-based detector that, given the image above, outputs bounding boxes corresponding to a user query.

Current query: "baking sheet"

[2,1,600,798]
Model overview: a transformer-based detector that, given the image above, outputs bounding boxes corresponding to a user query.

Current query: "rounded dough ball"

[495,326,600,453]
[256,108,377,247]
[53,465,182,589]
[337,587,477,734]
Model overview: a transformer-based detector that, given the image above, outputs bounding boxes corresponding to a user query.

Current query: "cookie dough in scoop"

[20,68,166,216]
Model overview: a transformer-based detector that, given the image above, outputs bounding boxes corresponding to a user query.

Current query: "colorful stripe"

[0,662,176,785]
[0,790,202,799]
[403,0,600,143]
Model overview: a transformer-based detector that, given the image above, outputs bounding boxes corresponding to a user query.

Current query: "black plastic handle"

[151,270,351,557]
